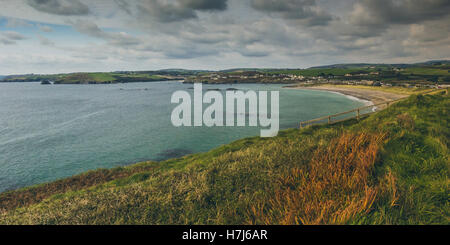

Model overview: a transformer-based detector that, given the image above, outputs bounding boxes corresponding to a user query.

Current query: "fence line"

[299,88,448,128]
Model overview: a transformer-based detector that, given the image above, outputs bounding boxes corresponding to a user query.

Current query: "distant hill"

[310,63,394,69]
[1,60,448,84]
[219,68,270,72]
[217,60,450,73]
[311,60,450,69]
[157,69,210,73]
[413,60,450,66]
[0,72,182,84]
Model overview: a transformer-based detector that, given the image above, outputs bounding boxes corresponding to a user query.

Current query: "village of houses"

[184,69,447,89]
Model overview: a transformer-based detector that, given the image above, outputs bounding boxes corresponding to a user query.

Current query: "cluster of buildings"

[187,72,308,83]
[185,69,448,88]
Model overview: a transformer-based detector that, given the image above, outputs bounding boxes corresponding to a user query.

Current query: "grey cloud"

[159,18,300,59]
[238,48,270,57]
[137,0,228,23]
[180,0,228,11]
[250,0,332,26]
[137,0,197,22]
[251,0,315,12]
[26,0,90,16]
[38,25,53,32]
[228,19,303,56]
[3,31,28,40]
[72,20,108,38]
[71,19,222,59]
[115,0,132,14]
[72,20,141,47]
[0,31,28,45]
[408,18,450,44]
[180,31,228,44]
[0,38,16,45]
[138,36,222,59]
[349,0,450,31]
[333,37,382,52]
[332,0,450,39]
[164,47,219,59]
[38,35,55,46]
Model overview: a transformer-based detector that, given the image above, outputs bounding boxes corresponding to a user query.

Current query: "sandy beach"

[289,85,409,107]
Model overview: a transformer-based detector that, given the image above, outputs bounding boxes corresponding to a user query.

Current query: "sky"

[0,0,449,75]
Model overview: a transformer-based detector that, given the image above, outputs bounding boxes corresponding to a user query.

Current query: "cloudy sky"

[0,0,449,75]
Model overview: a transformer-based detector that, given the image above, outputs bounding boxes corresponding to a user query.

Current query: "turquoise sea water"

[0,81,366,193]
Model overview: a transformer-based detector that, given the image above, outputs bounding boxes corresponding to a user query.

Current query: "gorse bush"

[0,92,448,225]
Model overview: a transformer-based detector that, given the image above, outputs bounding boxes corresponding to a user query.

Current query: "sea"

[0,81,367,192]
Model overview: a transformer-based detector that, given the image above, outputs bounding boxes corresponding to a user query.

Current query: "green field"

[267,68,377,77]
[0,90,448,225]
[0,72,174,84]
[53,72,169,84]
[85,72,117,82]
[401,67,450,76]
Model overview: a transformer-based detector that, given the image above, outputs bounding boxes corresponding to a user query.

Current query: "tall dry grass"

[246,132,395,225]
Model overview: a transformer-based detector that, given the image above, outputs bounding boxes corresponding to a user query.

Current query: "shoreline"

[286,85,409,107]
[324,90,374,106]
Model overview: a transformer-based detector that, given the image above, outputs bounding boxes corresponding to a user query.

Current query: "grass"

[0,161,157,213]
[87,72,117,82]
[247,132,387,224]
[54,73,116,84]
[267,68,376,77]
[0,91,448,225]
[6,72,169,84]
[401,67,450,76]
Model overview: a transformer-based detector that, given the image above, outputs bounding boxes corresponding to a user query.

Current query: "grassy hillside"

[0,91,448,225]
[0,72,177,84]
[53,72,170,84]
[54,73,117,84]
[267,68,378,77]
[401,67,450,76]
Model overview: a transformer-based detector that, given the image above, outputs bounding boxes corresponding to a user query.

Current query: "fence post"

[300,122,303,128]
[357,109,360,120]
[328,116,331,124]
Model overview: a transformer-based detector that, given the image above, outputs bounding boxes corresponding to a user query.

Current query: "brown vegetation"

[0,162,157,212]
[246,132,400,225]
